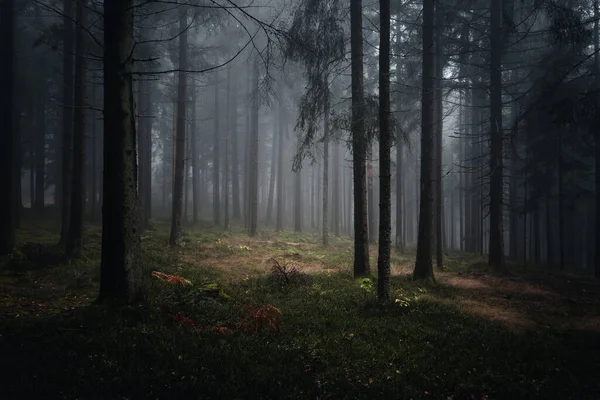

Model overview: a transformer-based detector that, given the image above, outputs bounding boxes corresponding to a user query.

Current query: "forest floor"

[1,219,600,399]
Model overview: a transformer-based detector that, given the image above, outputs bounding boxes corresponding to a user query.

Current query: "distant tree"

[377,0,391,301]
[98,0,143,303]
[169,11,188,247]
[488,0,505,269]
[0,0,15,255]
[59,0,74,246]
[248,55,259,236]
[213,71,221,226]
[66,0,85,257]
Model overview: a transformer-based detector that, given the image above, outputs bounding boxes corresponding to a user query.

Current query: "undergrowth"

[0,219,599,399]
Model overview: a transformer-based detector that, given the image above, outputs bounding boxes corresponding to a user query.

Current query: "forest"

[1,0,599,398]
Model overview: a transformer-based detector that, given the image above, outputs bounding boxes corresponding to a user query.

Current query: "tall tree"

[323,90,329,245]
[413,0,435,281]
[191,84,199,224]
[248,56,259,236]
[0,0,15,255]
[66,0,85,257]
[276,84,285,232]
[59,0,74,246]
[488,0,505,269]
[169,11,188,246]
[434,1,444,270]
[351,0,370,278]
[594,0,600,278]
[213,71,221,226]
[224,64,232,230]
[98,0,143,303]
[377,0,391,301]
[34,87,46,216]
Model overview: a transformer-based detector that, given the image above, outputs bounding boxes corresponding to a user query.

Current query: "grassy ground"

[1,219,599,399]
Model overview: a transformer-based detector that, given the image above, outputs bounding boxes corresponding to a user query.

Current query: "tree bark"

[224,64,232,230]
[488,0,506,269]
[99,0,143,304]
[59,0,74,246]
[323,90,329,244]
[333,135,340,237]
[351,0,370,277]
[594,0,600,278]
[434,0,444,269]
[377,0,391,301]
[213,72,221,226]
[66,0,85,257]
[248,56,259,236]
[276,83,285,232]
[413,0,435,281]
[0,0,15,255]
[169,12,187,246]
[266,114,277,226]
[35,86,46,215]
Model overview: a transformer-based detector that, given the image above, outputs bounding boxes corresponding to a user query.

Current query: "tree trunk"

[138,77,152,229]
[224,64,231,230]
[35,86,46,215]
[248,56,259,236]
[333,135,340,237]
[594,0,600,278]
[488,0,505,269]
[323,90,329,244]
[191,85,199,224]
[66,0,85,257]
[169,12,187,247]
[99,0,143,304]
[276,84,284,232]
[434,0,444,269]
[377,0,391,301]
[213,72,221,226]
[59,0,74,246]
[0,0,15,255]
[413,0,435,281]
[266,115,277,226]
[351,0,370,277]
[368,149,375,244]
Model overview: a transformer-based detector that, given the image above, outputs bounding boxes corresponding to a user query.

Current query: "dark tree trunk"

[323,90,329,244]
[594,0,600,278]
[377,0,391,301]
[138,77,152,229]
[66,0,85,257]
[191,85,199,224]
[333,135,340,237]
[60,0,74,246]
[248,56,259,236]
[413,0,435,281]
[224,64,232,230]
[266,115,277,226]
[231,74,241,221]
[35,87,46,215]
[99,0,143,304]
[169,12,187,246]
[213,72,221,226]
[351,0,370,277]
[0,0,15,255]
[368,152,375,244]
[295,146,302,232]
[434,0,444,269]
[276,87,285,232]
[91,83,98,221]
[488,0,505,269]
